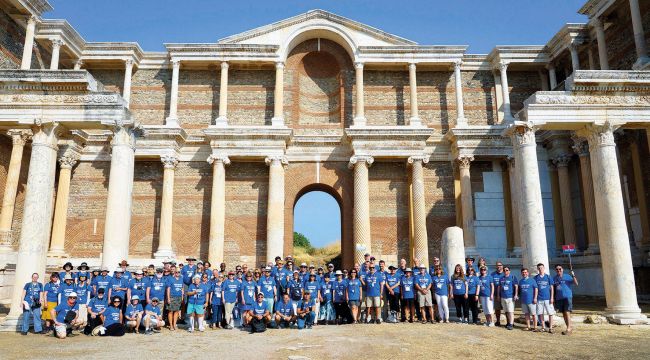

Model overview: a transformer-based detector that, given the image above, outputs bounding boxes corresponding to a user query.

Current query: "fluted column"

[569,43,581,73]
[547,64,557,90]
[123,59,134,107]
[0,130,30,253]
[49,39,63,70]
[20,16,36,70]
[573,139,599,253]
[101,126,135,271]
[265,155,287,261]
[408,63,421,127]
[454,61,467,126]
[457,155,475,251]
[409,155,429,267]
[509,123,549,273]
[207,154,230,264]
[506,157,522,255]
[272,62,285,127]
[629,0,650,69]
[499,62,514,123]
[166,59,180,127]
[154,154,178,259]
[215,61,229,126]
[580,123,645,323]
[47,152,79,257]
[353,62,366,126]
[593,18,610,70]
[629,139,650,250]
[6,123,59,323]
[553,154,577,246]
[349,155,373,264]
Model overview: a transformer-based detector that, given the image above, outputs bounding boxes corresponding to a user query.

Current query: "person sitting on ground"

[93,296,125,337]
[499,266,519,330]
[86,288,108,333]
[51,292,81,339]
[518,268,538,331]
[21,272,44,335]
[553,264,578,335]
[143,297,165,335]
[125,295,144,333]
[275,293,296,328]
[249,293,271,333]
[296,292,316,329]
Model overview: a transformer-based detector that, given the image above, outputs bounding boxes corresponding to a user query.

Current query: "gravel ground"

[0,321,649,360]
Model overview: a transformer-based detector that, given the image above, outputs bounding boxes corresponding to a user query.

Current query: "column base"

[352,116,367,127]
[271,117,285,127]
[153,248,176,260]
[409,116,423,127]
[214,116,228,127]
[502,115,516,125]
[605,306,648,325]
[0,314,21,332]
[632,56,650,70]
[47,249,68,258]
[165,116,180,128]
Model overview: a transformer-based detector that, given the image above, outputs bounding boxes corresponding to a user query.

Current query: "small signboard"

[562,244,576,254]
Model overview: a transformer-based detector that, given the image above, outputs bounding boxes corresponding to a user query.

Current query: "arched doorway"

[293,189,342,268]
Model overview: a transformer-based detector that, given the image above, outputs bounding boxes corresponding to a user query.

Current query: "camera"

[31,296,41,309]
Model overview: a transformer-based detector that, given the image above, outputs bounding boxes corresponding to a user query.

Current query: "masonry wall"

[598,0,650,70]
[0,9,51,70]
[0,136,29,249]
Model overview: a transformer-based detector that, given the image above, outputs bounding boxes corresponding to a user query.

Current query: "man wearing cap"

[222,271,239,329]
[186,275,208,332]
[296,292,316,329]
[75,272,91,329]
[415,266,434,324]
[146,268,166,313]
[51,292,80,339]
[92,268,112,297]
[143,297,165,335]
[59,262,76,284]
[20,272,44,335]
[128,270,147,305]
[166,267,184,331]
[108,269,129,308]
[258,267,277,314]
[117,260,132,282]
[125,295,144,333]
[240,272,258,327]
[275,292,296,328]
[385,265,401,323]
[58,274,77,305]
[248,293,271,333]
[362,264,384,324]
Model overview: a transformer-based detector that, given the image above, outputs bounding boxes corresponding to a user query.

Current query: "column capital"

[354,62,364,70]
[31,122,60,151]
[408,62,417,70]
[571,134,589,157]
[508,123,538,149]
[58,152,79,169]
[407,155,429,165]
[506,155,515,167]
[265,155,288,167]
[50,38,64,48]
[124,59,134,68]
[207,153,231,166]
[74,59,83,69]
[221,61,229,70]
[576,122,617,151]
[552,154,572,167]
[275,61,285,69]
[456,155,474,170]
[453,60,463,70]
[592,16,604,29]
[110,125,136,150]
[348,155,373,169]
[171,59,180,68]
[161,154,179,169]
[498,61,509,72]
[7,129,31,146]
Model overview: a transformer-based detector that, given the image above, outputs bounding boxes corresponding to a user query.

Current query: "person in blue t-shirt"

[186,275,208,332]
[518,268,538,331]
[58,274,76,304]
[258,267,277,314]
[94,296,125,337]
[490,262,506,327]
[275,293,295,328]
[304,273,322,324]
[125,295,144,333]
[222,271,239,329]
[165,269,184,331]
[346,269,362,323]
[415,266,434,324]
[87,288,108,331]
[52,292,80,339]
[240,272,258,326]
[75,274,91,329]
[296,292,315,329]
[58,262,76,285]
[248,293,271,333]
[499,266,519,330]
[478,266,495,326]
[319,275,335,324]
[42,272,60,332]
[146,269,166,312]
[534,263,556,333]
[209,273,225,329]
[432,266,451,323]
[21,273,44,335]
[332,271,350,324]
[128,270,147,304]
[93,268,112,297]
[400,268,416,323]
[143,298,165,334]
[553,264,579,335]
[385,266,401,323]
[449,264,469,324]
[107,269,128,306]
[466,267,480,324]
[362,266,384,324]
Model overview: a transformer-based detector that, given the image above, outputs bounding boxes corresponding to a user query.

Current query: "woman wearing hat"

[59,262,76,284]
[75,273,91,329]
[58,274,77,304]
[125,295,144,333]
[186,275,209,332]
[77,262,90,281]
[42,272,60,333]
[400,268,416,323]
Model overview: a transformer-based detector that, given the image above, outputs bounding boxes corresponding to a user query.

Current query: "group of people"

[19,253,579,338]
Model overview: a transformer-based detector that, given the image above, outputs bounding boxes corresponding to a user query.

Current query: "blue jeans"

[211,304,223,325]
[319,302,335,321]
[296,311,315,329]
[22,306,42,333]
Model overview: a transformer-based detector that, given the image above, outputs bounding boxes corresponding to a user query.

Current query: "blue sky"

[49,0,586,54]
[294,191,341,248]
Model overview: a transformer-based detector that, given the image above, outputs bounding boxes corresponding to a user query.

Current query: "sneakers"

[488,322,495,327]
[506,324,513,330]
[152,328,160,333]
[91,326,105,336]
[144,329,153,335]
[375,319,381,324]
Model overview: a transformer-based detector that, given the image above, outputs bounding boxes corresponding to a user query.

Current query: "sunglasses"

[556,268,563,271]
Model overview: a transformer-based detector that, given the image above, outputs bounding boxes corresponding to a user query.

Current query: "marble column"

[499,62,514,123]
[506,157,522,255]
[580,123,645,323]
[349,155,373,264]
[457,155,475,252]
[353,62,366,126]
[47,152,79,257]
[6,123,59,324]
[593,18,610,70]
[122,59,134,107]
[154,154,178,259]
[166,59,180,127]
[553,154,577,246]
[509,123,549,273]
[265,155,287,262]
[101,126,135,271]
[573,139,599,253]
[272,61,285,127]
[629,0,650,69]
[207,154,230,264]
[569,43,581,73]
[409,155,429,267]
[629,139,650,249]
[215,61,229,126]
[49,39,63,70]
[408,63,421,127]
[547,64,558,90]
[73,59,83,70]
[454,61,467,126]
[20,16,36,70]
[0,130,30,253]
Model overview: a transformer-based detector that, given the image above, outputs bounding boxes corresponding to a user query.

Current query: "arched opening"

[293,185,343,268]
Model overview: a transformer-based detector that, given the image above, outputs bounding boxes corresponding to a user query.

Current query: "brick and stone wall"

[0,136,29,249]
[0,9,51,70]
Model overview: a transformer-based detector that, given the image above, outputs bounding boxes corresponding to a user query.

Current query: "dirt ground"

[0,320,649,360]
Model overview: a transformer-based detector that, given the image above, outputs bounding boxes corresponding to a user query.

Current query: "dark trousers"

[453,296,469,320]
[387,293,400,313]
[333,302,352,323]
[99,323,125,337]
[211,304,223,325]
[84,315,103,335]
[468,296,479,323]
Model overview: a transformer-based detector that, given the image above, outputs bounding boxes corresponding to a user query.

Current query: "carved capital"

[348,155,374,169]
[31,122,60,151]
[579,122,617,151]
[506,155,515,168]
[571,134,589,157]
[265,155,288,167]
[408,155,429,165]
[354,62,364,70]
[207,153,231,166]
[499,61,509,73]
[50,38,64,48]
[110,126,135,150]
[74,59,84,69]
[58,152,79,169]
[275,61,285,70]
[220,61,229,70]
[7,129,31,146]
[456,155,474,170]
[161,154,179,169]
[124,59,134,68]
[552,154,572,167]
[171,59,180,68]
[454,60,462,71]
[510,123,537,149]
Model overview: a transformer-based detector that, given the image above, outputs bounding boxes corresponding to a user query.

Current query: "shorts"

[365,296,381,308]
[536,300,556,316]
[500,298,515,313]
[348,300,360,308]
[555,298,572,313]
[126,320,138,328]
[494,297,503,311]
[187,303,205,315]
[167,296,182,311]
[55,324,68,338]
[402,298,414,308]
[480,296,494,315]
[522,303,536,315]
[42,301,57,320]
[142,316,163,327]
[417,292,433,307]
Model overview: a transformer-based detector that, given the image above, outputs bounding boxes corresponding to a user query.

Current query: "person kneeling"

[93,296,125,336]
[296,292,316,329]
[125,295,144,334]
[248,293,271,333]
[275,293,296,328]
[142,297,165,335]
[51,292,83,339]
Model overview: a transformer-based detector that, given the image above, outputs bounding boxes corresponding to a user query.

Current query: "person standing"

[432,266,450,323]
[450,264,469,324]
[415,266,434,324]
[107,269,128,307]
[554,265,579,335]
[332,270,350,325]
[127,270,147,305]
[222,271,239,329]
[478,266,495,326]
[499,266,518,330]
[304,273,322,324]
[319,275,335,324]
[58,274,76,304]
[466,267,480,324]
[75,273,91,329]
[240,272,258,327]
[186,275,208,332]
[42,272,60,333]
[147,268,166,314]
[534,263,555,333]
[209,273,225,329]
[21,273,43,335]
[400,268,416,323]
[258,267,277,316]
[93,268,112,296]
[165,269,184,331]
[117,260,132,282]
[58,262,76,284]
[385,266,401,323]
[346,269,362,323]
[490,262,505,326]
[518,268,538,331]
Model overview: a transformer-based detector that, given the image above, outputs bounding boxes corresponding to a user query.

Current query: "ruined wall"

[0,9,51,70]
[423,161,457,258]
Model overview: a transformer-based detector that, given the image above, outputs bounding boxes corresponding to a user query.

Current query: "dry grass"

[293,242,341,267]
